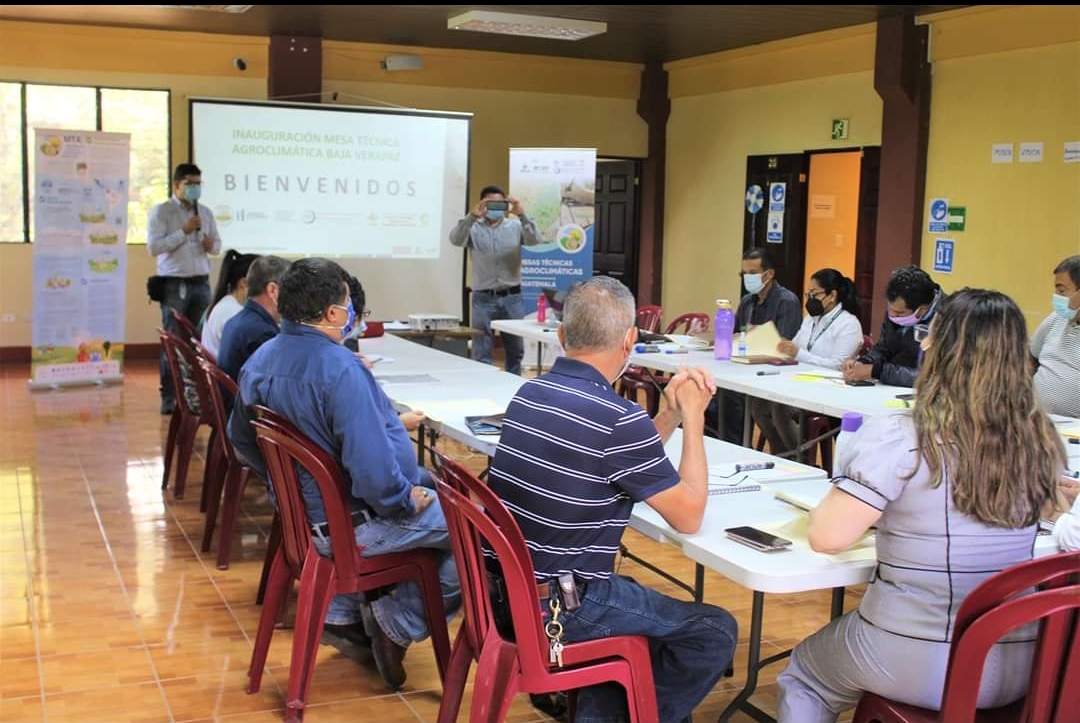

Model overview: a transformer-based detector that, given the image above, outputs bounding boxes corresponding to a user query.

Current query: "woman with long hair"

[777,288,1065,723]
[751,268,864,456]
[201,250,258,357]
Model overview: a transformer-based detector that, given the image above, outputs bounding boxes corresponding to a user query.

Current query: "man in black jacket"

[842,266,940,388]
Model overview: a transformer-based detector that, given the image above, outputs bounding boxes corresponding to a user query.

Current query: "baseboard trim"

[0,343,161,364]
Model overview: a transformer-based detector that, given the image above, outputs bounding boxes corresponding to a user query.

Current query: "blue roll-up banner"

[509,148,596,313]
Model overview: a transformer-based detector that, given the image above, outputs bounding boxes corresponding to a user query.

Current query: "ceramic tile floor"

[0,359,858,722]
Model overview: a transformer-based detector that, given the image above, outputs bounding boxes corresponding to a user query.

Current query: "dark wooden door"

[743,153,810,301]
[853,147,881,335]
[593,160,640,297]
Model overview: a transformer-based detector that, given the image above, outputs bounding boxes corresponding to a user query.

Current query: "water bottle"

[736,330,748,358]
[833,412,864,478]
[714,299,735,360]
[536,292,547,324]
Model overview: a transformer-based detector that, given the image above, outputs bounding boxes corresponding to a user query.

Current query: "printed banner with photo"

[31,128,130,389]
[509,148,596,314]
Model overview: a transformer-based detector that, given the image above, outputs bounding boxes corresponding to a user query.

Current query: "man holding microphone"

[148,162,221,414]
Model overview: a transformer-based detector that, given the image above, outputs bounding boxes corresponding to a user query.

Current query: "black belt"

[310,508,373,538]
[477,285,521,297]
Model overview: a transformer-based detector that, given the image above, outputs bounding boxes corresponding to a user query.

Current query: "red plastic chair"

[170,307,201,346]
[665,312,710,336]
[196,358,256,569]
[159,328,214,500]
[854,551,1080,723]
[636,305,663,333]
[618,306,665,416]
[620,312,713,416]
[247,406,451,721]
[191,337,218,367]
[432,453,659,723]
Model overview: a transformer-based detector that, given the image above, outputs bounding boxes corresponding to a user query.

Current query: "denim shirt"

[228,320,419,525]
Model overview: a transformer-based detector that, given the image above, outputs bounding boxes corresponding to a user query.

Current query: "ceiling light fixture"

[151,5,254,13]
[447,10,606,41]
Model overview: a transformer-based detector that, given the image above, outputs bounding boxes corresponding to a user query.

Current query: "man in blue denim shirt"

[489,276,738,723]
[228,258,459,691]
[449,185,541,375]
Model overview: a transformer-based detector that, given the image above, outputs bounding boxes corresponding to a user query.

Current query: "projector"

[408,313,460,331]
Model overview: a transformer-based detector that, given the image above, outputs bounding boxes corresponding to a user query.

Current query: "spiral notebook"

[707,476,762,496]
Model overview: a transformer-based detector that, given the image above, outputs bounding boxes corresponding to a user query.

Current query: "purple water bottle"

[714,299,735,360]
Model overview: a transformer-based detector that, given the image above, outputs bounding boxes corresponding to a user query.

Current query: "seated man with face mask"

[227,258,460,691]
[1030,254,1080,417]
[842,265,941,388]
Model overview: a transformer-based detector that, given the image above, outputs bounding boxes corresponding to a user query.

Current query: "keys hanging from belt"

[545,596,565,667]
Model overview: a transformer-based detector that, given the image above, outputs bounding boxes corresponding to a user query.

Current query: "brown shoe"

[360,603,407,690]
[322,622,373,663]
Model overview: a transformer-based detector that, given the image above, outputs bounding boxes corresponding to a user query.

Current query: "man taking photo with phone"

[450,185,541,375]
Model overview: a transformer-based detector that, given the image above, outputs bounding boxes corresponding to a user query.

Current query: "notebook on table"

[731,321,792,364]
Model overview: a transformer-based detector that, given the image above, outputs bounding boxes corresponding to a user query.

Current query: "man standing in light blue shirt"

[228,257,459,691]
[148,162,222,414]
[450,185,541,375]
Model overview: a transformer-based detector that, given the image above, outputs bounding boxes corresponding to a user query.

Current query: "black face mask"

[805,297,825,317]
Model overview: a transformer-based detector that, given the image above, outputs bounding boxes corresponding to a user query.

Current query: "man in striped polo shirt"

[489,276,738,723]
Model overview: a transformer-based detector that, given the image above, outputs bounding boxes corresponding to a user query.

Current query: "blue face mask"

[743,273,764,295]
[337,300,357,339]
[182,184,201,203]
[1052,293,1077,320]
[485,209,505,221]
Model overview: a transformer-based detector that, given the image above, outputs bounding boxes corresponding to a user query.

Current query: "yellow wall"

[662,4,1080,330]
[662,26,883,317]
[0,21,646,348]
[804,151,861,293]
[919,6,1080,329]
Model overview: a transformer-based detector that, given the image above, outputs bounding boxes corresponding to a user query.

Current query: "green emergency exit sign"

[948,206,966,232]
[831,118,849,140]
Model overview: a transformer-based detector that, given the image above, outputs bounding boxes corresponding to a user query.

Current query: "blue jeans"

[550,574,737,723]
[313,495,460,648]
[471,290,524,375]
[159,277,211,404]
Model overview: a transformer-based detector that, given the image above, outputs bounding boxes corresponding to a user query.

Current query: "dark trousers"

[159,278,211,404]
[552,575,738,723]
[705,390,746,445]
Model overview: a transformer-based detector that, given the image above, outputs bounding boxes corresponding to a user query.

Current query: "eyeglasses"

[805,290,826,301]
[360,309,372,319]
[181,180,202,186]
[913,324,931,342]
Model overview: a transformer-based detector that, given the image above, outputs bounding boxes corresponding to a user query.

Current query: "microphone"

[191,198,202,242]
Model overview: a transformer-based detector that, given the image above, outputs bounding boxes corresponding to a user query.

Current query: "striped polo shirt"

[1031,311,1080,417]
[488,357,680,581]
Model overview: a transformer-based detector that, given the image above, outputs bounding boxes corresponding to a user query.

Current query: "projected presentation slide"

[190,100,470,260]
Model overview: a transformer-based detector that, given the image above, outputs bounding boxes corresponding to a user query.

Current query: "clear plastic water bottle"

[736,330,748,358]
[833,412,864,478]
[714,299,735,360]
[536,292,547,324]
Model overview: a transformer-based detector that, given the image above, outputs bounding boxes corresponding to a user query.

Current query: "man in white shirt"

[1031,255,1080,417]
[148,163,222,414]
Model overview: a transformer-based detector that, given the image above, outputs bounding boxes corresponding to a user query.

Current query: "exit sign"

[947,206,966,232]
[831,118,850,141]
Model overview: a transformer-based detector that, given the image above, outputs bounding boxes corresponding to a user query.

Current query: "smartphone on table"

[845,379,876,387]
[724,526,793,552]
